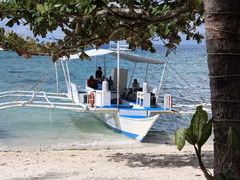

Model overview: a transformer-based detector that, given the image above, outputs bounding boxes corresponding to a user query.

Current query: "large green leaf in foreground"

[175,128,187,151]
[175,106,212,150]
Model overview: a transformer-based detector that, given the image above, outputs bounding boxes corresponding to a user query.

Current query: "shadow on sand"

[108,150,213,169]
[9,171,80,180]
[110,130,213,169]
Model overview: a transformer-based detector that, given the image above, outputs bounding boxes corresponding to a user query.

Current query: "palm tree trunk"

[204,0,240,178]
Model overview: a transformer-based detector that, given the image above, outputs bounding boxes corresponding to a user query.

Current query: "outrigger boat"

[0,44,210,141]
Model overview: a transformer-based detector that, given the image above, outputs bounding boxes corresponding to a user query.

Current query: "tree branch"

[148,5,189,23]
[69,4,189,24]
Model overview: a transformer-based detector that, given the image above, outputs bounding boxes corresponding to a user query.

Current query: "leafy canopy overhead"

[0,0,204,61]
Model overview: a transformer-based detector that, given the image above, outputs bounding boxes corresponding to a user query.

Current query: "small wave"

[18,79,45,83]
[8,70,23,74]
[0,129,18,139]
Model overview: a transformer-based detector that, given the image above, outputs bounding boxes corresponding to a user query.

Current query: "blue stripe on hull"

[96,105,170,111]
[119,115,148,119]
[104,123,144,141]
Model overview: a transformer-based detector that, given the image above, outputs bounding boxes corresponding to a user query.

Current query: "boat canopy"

[60,49,114,61]
[60,49,165,65]
[111,51,165,64]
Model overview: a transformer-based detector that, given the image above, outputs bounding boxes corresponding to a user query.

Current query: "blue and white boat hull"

[94,113,160,141]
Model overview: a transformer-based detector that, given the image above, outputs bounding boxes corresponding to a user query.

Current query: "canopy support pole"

[117,42,120,107]
[65,61,71,86]
[54,62,59,93]
[128,63,136,88]
[60,60,69,90]
[95,56,98,72]
[156,62,167,102]
[104,55,106,78]
[144,63,149,82]
[65,61,73,99]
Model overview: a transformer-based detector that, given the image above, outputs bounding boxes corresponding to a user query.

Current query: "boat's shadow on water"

[143,131,175,145]
[0,128,17,139]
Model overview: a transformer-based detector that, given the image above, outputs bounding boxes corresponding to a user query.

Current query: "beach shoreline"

[0,143,213,180]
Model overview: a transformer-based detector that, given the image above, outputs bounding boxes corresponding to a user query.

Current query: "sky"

[0,18,206,46]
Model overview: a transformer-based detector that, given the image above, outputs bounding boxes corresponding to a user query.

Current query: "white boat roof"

[111,51,165,64]
[0,48,3,51]
[60,49,114,60]
[61,49,165,64]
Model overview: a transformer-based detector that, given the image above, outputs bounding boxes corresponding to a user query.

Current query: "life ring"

[88,92,95,107]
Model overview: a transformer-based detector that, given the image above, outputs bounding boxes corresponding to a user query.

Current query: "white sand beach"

[0,143,213,180]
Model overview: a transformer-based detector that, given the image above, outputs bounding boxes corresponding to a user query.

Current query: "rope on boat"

[41,91,55,108]
[44,118,73,150]
[165,69,205,99]
[0,69,87,111]
[144,64,211,113]
[21,90,35,105]
[147,63,209,108]
[0,71,63,109]
[167,64,207,102]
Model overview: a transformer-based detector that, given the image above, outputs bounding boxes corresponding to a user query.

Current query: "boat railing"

[0,90,85,111]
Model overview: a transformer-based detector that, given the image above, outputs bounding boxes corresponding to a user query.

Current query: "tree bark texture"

[204,0,240,178]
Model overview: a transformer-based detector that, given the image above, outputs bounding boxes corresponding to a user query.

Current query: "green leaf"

[164,28,171,36]
[175,128,187,151]
[0,28,5,34]
[199,119,212,148]
[190,106,208,144]
[54,4,62,8]
[36,17,44,24]
[25,0,32,8]
[36,4,45,14]
[185,128,195,145]
[60,5,65,12]
[192,0,203,11]
[44,3,49,12]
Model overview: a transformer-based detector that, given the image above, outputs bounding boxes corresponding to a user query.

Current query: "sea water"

[0,44,209,150]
